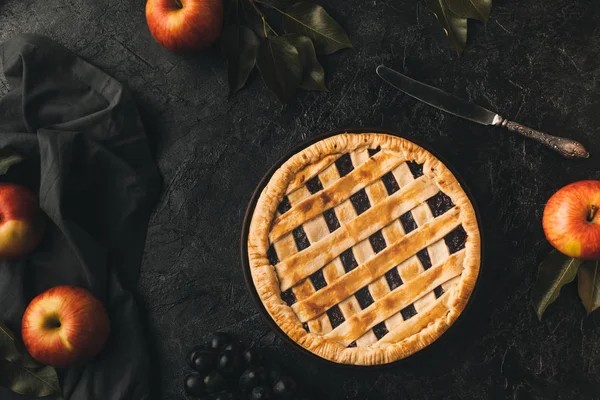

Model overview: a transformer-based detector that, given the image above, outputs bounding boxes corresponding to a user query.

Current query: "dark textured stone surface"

[2,0,600,398]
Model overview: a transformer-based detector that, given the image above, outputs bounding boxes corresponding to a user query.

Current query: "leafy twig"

[222,0,351,103]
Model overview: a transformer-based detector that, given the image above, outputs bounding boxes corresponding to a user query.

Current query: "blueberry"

[239,367,267,391]
[272,376,297,399]
[213,390,240,400]
[217,349,244,377]
[249,385,273,400]
[208,332,232,351]
[190,348,218,374]
[243,348,264,366]
[204,371,227,393]
[187,346,208,368]
[183,373,206,397]
[222,339,245,354]
[265,362,282,384]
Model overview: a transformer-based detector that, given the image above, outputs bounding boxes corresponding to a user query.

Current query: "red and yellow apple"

[146,0,223,52]
[543,180,600,259]
[22,286,110,368]
[0,183,44,259]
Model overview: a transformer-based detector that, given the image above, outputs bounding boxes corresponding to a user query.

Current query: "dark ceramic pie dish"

[240,127,484,369]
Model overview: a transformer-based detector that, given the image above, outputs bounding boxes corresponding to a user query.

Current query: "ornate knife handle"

[494,116,589,159]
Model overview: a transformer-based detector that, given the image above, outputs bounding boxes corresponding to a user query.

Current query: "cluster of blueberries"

[184,332,311,400]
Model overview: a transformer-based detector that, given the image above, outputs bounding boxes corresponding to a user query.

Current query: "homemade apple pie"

[247,133,480,365]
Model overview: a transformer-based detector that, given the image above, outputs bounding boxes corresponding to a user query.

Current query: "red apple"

[146,0,223,52]
[543,180,600,259]
[22,286,110,368]
[0,183,44,259]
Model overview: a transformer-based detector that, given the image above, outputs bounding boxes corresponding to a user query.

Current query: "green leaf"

[0,322,61,397]
[256,36,303,104]
[445,0,492,23]
[427,0,468,55]
[578,260,600,315]
[221,24,260,95]
[279,2,352,55]
[0,153,23,175]
[531,250,583,320]
[0,362,61,397]
[284,34,328,92]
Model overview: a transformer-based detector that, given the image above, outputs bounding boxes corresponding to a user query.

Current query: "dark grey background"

[2,0,600,399]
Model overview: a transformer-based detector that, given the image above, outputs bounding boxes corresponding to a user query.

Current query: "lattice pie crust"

[248,133,480,365]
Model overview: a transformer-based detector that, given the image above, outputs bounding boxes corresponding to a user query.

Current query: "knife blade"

[375,65,589,159]
[376,65,500,126]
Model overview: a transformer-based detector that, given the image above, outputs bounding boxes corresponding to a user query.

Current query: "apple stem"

[174,0,183,9]
[588,205,598,222]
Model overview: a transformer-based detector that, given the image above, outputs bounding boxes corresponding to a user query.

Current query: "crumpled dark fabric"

[0,34,161,400]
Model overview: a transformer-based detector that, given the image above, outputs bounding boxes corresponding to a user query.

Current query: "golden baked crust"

[247,133,480,365]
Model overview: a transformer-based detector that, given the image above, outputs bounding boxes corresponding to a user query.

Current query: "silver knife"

[376,65,589,159]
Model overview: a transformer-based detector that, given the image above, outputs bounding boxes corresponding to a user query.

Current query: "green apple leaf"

[284,34,328,92]
[0,321,61,397]
[531,250,583,321]
[577,260,600,315]
[445,0,492,23]
[0,153,23,175]
[277,2,352,55]
[221,24,260,95]
[256,36,303,104]
[427,0,468,55]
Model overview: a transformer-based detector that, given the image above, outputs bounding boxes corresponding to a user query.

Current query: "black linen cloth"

[0,34,160,399]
